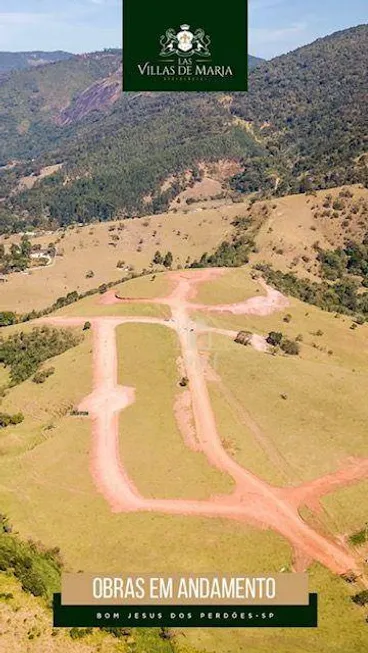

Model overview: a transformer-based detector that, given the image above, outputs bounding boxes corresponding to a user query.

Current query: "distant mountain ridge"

[248,55,265,69]
[0,50,262,76]
[0,50,74,73]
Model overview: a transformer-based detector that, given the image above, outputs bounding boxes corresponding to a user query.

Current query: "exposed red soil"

[41,269,368,577]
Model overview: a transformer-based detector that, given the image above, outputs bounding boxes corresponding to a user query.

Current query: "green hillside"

[0,26,367,231]
[231,24,368,195]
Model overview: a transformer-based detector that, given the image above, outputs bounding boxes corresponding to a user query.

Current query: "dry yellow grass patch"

[17,163,63,192]
[251,184,368,279]
[0,203,247,313]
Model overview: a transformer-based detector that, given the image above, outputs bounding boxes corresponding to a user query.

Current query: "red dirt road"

[42,269,368,576]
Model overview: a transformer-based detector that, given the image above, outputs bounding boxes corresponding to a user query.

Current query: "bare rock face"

[56,67,122,126]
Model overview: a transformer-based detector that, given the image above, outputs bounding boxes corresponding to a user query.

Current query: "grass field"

[193,267,265,305]
[54,296,170,319]
[112,272,171,298]
[1,256,368,653]
[0,574,178,653]
[2,184,367,316]
[0,203,243,313]
[53,273,172,318]
[204,331,368,484]
[207,380,287,486]
[116,322,233,499]
[0,408,290,574]
[181,564,368,653]
[0,313,291,586]
[0,329,92,457]
[321,480,368,534]
[195,293,368,372]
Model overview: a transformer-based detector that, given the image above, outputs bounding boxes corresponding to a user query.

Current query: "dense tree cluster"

[0,515,62,601]
[318,238,368,285]
[0,326,82,385]
[266,331,300,355]
[0,236,31,273]
[191,215,257,268]
[256,264,368,320]
[230,25,368,195]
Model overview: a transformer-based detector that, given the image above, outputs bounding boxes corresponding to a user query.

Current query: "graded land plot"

[111,271,171,299]
[206,380,287,487]
[195,293,368,372]
[0,329,92,457]
[53,292,170,319]
[203,332,368,484]
[116,322,233,499]
[180,564,368,653]
[193,267,266,305]
[0,203,240,313]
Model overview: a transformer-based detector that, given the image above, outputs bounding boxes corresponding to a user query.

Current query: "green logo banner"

[53,593,318,628]
[123,0,248,91]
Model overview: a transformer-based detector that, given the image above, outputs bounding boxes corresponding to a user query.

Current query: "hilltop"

[0,50,73,73]
[0,50,74,84]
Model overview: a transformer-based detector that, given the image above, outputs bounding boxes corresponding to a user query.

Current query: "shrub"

[349,528,367,546]
[352,591,368,606]
[266,331,283,346]
[0,412,24,428]
[163,251,173,268]
[0,312,18,327]
[33,367,55,384]
[69,628,93,640]
[101,627,131,638]
[83,321,92,331]
[153,251,163,265]
[280,339,300,355]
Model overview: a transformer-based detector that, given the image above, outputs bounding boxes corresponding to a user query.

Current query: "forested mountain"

[230,25,368,195]
[0,26,366,231]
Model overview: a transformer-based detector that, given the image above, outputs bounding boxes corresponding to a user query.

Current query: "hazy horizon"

[0,1,367,59]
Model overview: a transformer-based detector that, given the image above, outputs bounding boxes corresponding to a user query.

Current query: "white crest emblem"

[160,24,211,58]
[177,25,194,52]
